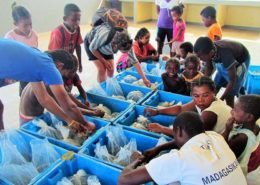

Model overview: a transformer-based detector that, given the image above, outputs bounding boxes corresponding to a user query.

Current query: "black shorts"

[84,39,114,61]
[157,28,173,43]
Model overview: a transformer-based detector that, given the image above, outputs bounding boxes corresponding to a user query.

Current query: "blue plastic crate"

[0,130,67,185]
[142,90,192,108]
[21,115,110,152]
[128,63,158,74]
[115,105,175,139]
[80,125,162,169]
[116,71,163,90]
[87,81,154,105]
[34,154,121,185]
[86,93,133,122]
[244,65,260,94]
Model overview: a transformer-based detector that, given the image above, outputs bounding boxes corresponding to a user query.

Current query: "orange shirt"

[207,23,222,41]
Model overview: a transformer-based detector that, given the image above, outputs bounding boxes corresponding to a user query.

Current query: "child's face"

[191,85,215,111]
[166,63,179,77]
[139,33,150,45]
[201,16,212,27]
[180,48,187,59]
[15,18,32,36]
[185,62,198,77]
[231,100,250,124]
[64,11,81,30]
[171,11,181,21]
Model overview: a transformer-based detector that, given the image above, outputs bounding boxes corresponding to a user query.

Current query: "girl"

[155,0,181,55]
[132,27,159,63]
[222,95,260,175]
[85,26,151,86]
[161,58,187,95]
[145,76,231,137]
[166,4,186,57]
[182,54,204,94]
[4,4,38,95]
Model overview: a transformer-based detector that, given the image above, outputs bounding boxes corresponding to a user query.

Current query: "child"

[145,76,231,137]
[222,95,260,175]
[85,29,151,86]
[200,6,222,42]
[179,41,193,60]
[194,37,250,107]
[4,4,38,95]
[182,54,204,94]
[161,58,187,95]
[132,27,159,63]
[118,111,247,185]
[48,4,83,72]
[155,0,180,55]
[166,4,186,57]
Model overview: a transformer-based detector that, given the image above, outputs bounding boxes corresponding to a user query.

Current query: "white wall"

[0,0,102,36]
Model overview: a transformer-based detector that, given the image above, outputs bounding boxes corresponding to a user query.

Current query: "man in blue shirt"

[0,39,95,132]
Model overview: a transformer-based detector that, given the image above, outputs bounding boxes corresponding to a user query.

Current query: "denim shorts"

[214,57,250,96]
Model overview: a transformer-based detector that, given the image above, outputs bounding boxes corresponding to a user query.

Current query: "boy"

[200,6,222,42]
[222,95,260,175]
[179,41,193,60]
[194,37,250,107]
[48,4,83,72]
[119,111,247,185]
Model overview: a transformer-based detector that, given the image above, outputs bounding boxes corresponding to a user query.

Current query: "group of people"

[0,0,259,184]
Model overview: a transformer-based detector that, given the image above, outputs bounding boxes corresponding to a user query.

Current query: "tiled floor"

[1,21,260,129]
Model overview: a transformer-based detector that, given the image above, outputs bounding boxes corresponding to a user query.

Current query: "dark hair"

[45,49,76,70]
[114,31,133,51]
[174,111,205,137]
[180,42,193,53]
[171,4,185,15]
[166,58,180,70]
[64,4,80,16]
[194,37,214,55]
[191,76,215,92]
[134,27,149,41]
[184,54,200,68]
[200,6,216,19]
[238,95,260,121]
[11,4,31,23]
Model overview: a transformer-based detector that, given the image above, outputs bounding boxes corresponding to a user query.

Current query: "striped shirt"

[86,23,138,65]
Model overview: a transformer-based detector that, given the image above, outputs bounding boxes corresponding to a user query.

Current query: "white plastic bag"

[57,177,73,185]
[87,175,101,185]
[88,85,107,96]
[122,75,138,84]
[31,139,60,172]
[70,169,88,185]
[126,91,144,102]
[114,139,137,166]
[106,77,124,97]
[95,143,114,162]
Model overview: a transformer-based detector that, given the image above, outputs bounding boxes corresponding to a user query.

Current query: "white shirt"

[155,0,180,9]
[146,132,247,185]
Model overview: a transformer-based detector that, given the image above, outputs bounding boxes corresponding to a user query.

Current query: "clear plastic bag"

[122,75,138,84]
[1,130,31,161]
[114,138,137,166]
[0,138,27,165]
[88,85,107,96]
[106,77,124,97]
[106,126,128,155]
[112,95,126,100]
[57,177,73,185]
[30,139,60,172]
[95,142,114,162]
[45,112,61,126]
[33,118,63,139]
[0,162,39,185]
[126,91,144,102]
[70,169,88,185]
[156,137,168,146]
[87,175,101,185]
[140,63,149,74]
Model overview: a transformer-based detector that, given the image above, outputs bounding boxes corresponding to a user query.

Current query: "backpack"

[87,7,128,47]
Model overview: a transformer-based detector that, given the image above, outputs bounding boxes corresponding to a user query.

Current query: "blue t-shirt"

[0,39,63,85]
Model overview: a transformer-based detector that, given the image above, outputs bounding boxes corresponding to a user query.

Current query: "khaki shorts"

[171,41,183,55]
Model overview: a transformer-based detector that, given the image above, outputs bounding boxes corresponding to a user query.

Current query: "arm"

[147,123,173,137]
[68,93,88,109]
[227,133,248,158]
[76,84,87,103]
[133,62,151,87]
[205,61,214,76]
[76,45,82,72]
[119,161,153,185]
[200,111,218,131]
[220,65,237,100]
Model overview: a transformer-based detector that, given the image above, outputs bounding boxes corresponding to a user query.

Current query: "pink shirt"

[173,19,186,42]
[4,29,38,48]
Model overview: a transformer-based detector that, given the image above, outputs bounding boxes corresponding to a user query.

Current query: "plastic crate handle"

[47,169,64,184]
